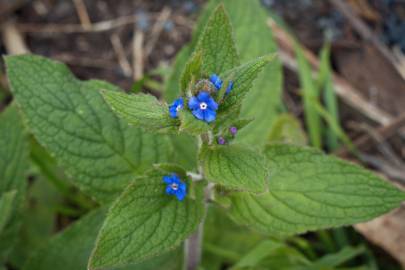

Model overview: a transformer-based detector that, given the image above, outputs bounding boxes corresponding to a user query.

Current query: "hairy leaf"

[179,110,211,136]
[169,134,198,171]
[220,55,274,111]
[180,51,203,93]
[24,208,183,270]
[199,145,268,193]
[227,144,405,236]
[102,91,177,132]
[195,4,239,75]
[6,55,173,203]
[89,170,205,269]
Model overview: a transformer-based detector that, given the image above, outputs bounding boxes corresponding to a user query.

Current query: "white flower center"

[176,105,182,112]
[200,102,208,110]
[171,183,179,191]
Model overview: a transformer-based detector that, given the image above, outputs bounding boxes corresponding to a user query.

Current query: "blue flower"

[209,74,233,94]
[209,74,223,90]
[163,174,187,201]
[169,98,184,118]
[188,91,218,123]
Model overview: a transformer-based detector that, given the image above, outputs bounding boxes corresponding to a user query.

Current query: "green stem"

[184,138,209,270]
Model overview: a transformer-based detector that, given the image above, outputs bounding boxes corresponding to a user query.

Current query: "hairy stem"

[184,223,204,270]
[187,171,204,181]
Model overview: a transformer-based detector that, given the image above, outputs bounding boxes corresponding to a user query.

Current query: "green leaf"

[232,240,283,269]
[165,46,192,102]
[0,105,29,203]
[219,0,283,147]
[203,206,270,270]
[0,104,29,262]
[226,144,405,236]
[199,145,268,193]
[23,208,105,270]
[24,208,183,270]
[180,51,203,93]
[89,170,205,270]
[268,114,307,145]
[153,163,187,179]
[102,91,178,132]
[308,246,365,269]
[220,55,275,112]
[0,190,17,235]
[8,174,62,268]
[195,4,239,75]
[169,134,198,171]
[6,55,173,203]
[179,110,211,136]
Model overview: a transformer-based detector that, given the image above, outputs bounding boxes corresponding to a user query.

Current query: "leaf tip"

[265,53,278,62]
[214,3,226,12]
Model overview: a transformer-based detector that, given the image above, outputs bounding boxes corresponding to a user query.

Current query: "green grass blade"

[319,44,340,151]
[294,41,322,149]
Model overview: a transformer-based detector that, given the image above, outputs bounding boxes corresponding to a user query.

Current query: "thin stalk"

[184,223,204,270]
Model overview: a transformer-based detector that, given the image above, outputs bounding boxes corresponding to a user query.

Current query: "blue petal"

[165,185,176,195]
[192,108,205,120]
[188,96,200,110]
[174,98,184,107]
[169,107,178,118]
[197,91,210,102]
[206,97,218,110]
[179,182,187,193]
[171,174,181,184]
[175,191,186,201]
[163,175,173,184]
[168,98,183,118]
[226,81,234,94]
[209,74,223,90]
[204,109,217,123]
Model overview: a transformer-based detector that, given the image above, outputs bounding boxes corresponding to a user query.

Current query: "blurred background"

[1,0,405,269]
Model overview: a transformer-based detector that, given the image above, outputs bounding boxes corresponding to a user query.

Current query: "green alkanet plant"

[3,3,405,270]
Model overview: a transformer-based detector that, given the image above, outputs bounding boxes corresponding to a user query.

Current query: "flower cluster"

[168,74,234,123]
[163,174,187,201]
